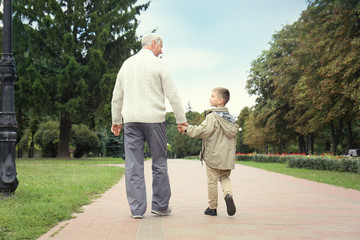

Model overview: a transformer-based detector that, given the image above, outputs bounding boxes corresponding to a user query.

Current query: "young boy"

[179,87,239,216]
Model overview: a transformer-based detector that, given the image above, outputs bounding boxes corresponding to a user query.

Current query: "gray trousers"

[124,122,171,216]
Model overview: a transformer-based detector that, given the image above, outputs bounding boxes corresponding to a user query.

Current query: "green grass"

[237,161,360,191]
[0,158,125,240]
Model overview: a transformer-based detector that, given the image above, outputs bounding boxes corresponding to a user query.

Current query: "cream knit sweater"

[111,49,186,125]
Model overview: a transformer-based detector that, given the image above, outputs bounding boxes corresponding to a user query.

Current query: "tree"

[246,25,299,153]
[245,0,360,154]
[293,0,360,153]
[236,107,254,153]
[11,0,149,158]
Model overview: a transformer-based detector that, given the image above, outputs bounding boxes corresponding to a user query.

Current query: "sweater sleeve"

[186,114,217,139]
[160,62,186,124]
[111,68,124,125]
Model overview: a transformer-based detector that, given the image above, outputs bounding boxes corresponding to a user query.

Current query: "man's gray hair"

[141,34,162,47]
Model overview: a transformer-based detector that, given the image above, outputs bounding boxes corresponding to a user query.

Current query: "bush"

[287,156,359,173]
[236,154,360,174]
[34,121,59,157]
[236,154,287,163]
[33,121,100,158]
[235,154,255,161]
[71,124,100,158]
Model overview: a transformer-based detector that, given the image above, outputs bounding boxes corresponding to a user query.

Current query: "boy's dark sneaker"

[225,194,236,216]
[204,207,217,216]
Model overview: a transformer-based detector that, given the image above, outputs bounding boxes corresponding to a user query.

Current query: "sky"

[135,0,309,116]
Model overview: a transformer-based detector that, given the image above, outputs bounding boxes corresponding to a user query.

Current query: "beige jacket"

[186,107,239,170]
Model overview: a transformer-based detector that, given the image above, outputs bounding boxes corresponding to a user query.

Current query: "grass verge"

[0,158,124,240]
[237,161,360,191]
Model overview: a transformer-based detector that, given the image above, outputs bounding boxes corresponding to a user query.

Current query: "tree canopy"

[245,0,360,154]
[10,0,149,157]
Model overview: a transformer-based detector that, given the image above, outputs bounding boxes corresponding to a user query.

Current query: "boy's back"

[186,107,239,170]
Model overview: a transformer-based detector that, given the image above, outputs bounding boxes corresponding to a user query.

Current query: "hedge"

[236,154,360,174]
[287,156,359,173]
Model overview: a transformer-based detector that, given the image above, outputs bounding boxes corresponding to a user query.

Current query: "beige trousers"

[206,164,232,209]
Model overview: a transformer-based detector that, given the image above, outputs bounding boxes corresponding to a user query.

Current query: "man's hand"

[177,122,188,133]
[111,124,122,136]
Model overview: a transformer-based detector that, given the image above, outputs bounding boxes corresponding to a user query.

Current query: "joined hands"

[177,122,188,134]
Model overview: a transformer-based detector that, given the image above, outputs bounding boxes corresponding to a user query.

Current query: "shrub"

[287,156,359,173]
[236,154,286,163]
[34,121,59,157]
[236,154,360,174]
[71,124,100,158]
[235,154,254,161]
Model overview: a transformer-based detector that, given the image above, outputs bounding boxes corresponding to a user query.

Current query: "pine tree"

[11,0,149,157]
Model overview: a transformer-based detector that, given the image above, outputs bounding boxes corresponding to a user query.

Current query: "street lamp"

[0,0,19,195]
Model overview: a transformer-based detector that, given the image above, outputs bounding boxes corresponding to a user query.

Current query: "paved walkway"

[38,159,360,240]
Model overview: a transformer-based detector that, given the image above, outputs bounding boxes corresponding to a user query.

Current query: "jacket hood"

[206,107,239,138]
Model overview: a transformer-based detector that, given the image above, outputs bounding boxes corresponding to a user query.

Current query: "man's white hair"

[141,34,162,47]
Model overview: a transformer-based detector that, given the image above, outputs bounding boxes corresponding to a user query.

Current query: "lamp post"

[0,0,19,195]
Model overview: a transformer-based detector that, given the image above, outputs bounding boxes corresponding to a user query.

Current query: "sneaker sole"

[225,195,236,216]
[151,208,172,216]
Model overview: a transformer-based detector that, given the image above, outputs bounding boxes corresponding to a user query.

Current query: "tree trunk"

[344,119,353,154]
[28,141,34,158]
[330,120,343,155]
[307,133,314,155]
[325,142,331,152]
[298,134,305,154]
[57,113,71,158]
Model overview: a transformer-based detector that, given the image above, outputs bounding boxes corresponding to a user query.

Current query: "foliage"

[236,107,255,153]
[174,111,204,158]
[235,154,287,163]
[236,154,359,174]
[287,156,359,173]
[245,0,360,155]
[9,0,149,157]
[71,124,100,158]
[105,134,124,158]
[34,121,60,157]
[32,121,101,158]
[0,159,124,240]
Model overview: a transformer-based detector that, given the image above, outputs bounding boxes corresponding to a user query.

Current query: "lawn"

[237,161,360,191]
[0,158,124,240]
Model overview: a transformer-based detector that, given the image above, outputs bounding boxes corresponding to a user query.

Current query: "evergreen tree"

[11,0,149,157]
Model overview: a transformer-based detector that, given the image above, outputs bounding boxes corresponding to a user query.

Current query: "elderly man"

[111,34,187,219]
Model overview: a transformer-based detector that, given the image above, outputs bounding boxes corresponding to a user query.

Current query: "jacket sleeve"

[111,68,124,125]
[186,114,217,139]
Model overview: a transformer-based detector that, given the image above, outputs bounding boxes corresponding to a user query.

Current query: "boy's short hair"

[213,87,230,105]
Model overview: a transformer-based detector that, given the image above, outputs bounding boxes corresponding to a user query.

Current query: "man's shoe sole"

[225,194,236,216]
[151,207,172,216]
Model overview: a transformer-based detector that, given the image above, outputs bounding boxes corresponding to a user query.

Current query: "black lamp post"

[0,0,19,195]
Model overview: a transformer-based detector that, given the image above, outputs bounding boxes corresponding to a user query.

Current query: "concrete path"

[38,159,360,240]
